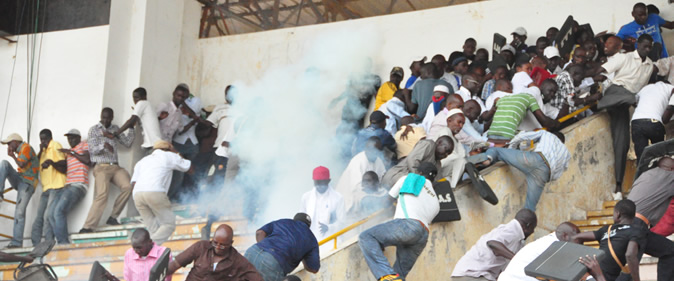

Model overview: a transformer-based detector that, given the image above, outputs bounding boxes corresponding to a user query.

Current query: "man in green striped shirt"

[487,92,559,140]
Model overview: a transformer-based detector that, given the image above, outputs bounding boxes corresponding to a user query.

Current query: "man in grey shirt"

[408,63,454,120]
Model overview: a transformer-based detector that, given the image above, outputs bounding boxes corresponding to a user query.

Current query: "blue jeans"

[245,244,285,281]
[31,188,61,246]
[0,160,35,246]
[50,184,86,244]
[482,148,551,211]
[358,218,429,280]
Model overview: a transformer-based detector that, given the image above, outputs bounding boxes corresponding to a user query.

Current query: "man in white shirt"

[631,81,674,161]
[156,86,187,142]
[299,166,345,240]
[484,80,513,112]
[131,140,192,244]
[451,209,537,281]
[379,90,411,136]
[497,222,580,281]
[358,162,440,281]
[591,34,656,197]
[335,137,387,215]
[456,74,486,112]
[115,87,163,151]
[169,83,203,201]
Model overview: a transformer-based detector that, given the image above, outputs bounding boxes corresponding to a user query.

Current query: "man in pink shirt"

[124,228,172,281]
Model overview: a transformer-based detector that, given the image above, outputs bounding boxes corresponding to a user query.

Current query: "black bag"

[149,248,172,281]
[14,240,58,281]
[432,180,461,222]
[524,241,605,281]
[464,162,498,205]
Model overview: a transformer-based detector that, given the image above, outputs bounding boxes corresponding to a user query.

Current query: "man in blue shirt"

[617,2,674,59]
[352,111,397,157]
[245,213,320,281]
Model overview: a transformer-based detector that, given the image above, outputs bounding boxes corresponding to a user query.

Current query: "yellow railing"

[316,101,597,251]
[318,207,391,250]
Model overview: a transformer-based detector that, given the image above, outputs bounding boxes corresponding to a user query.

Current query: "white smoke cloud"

[207,26,384,228]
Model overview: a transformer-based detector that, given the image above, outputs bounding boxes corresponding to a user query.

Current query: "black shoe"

[79,228,93,234]
[4,244,21,249]
[106,217,120,226]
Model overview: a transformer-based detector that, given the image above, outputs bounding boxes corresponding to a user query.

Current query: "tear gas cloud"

[199,26,383,228]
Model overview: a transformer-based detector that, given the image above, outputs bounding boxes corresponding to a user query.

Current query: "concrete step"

[602,200,618,209]
[569,218,614,227]
[587,209,614,219]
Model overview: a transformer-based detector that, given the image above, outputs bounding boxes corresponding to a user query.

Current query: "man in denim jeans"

[51,129,91,244]
[358,162,440,281]
[0,133,39,248]
[32,129,66,246]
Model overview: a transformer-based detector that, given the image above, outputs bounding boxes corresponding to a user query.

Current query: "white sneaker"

[612,192,623,200]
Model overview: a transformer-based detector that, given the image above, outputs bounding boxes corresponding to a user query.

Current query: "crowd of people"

[1,2,674,281]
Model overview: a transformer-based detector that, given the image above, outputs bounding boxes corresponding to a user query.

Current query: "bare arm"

[486,240,515,259]
[116,115,139,136]
[167,260,182,275]
[554,102,570,120]
[571,231,597,243]
[533,110,560,129]
[0,252,33,263]
[52,160,67,174]
[626,241,640,281]
[662,105,674,124]
[661,21,674,29]
[255,230,267,243]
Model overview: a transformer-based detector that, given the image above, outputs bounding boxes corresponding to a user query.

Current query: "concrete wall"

[294,112,614,280]
[181,0,674,106]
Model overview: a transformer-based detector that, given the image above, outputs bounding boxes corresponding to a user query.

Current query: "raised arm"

[533,109,560,129]
[115,115,139,136]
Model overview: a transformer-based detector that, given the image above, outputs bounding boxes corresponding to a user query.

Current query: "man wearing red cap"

[300,166,345,240]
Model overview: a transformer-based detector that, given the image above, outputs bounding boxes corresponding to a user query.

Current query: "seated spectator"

[124,228,171,281]
[420,85,452,131]
[170,224,262,280]
[300,166,345,239]
[352,171,391,219]
[375,67,404,110]
[381,136,453,189]
[543,46,563,75]
[426,95,464,139]
[51,129,91,244]
[572,200,645,281]
[115,87,163,151]
[498,222,580,281]
[444,56,469,91]
[81,107,135,233]
[0,133,38,248]
[359,162,440,281]
[456,100,488,149]
[245,213,320,281]
[486,92,559,140]
[631,82,674,161]
[408,63,454,120]
[335,137,387,216]
[352,111,396,156]
[131,140,192,244]
[451,209,537,281]
[432,110,470,187]
[470,131,569,211]
[456,74,487,111]
[482,66,509,101]
[394,116,427,160]
[32,128,66,247]
[404,56,426,90]
[511,61,535,94]
[379,90,412,136]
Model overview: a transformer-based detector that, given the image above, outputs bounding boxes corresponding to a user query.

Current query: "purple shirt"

[124,243,172,281]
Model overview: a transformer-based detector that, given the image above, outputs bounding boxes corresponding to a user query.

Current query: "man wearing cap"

[51,129,91,244]
[420,85,451,130]
[300,166,345,239]
[443,56,469,91]
[544,46,564,75]
[0,133,38,248]
[375,67,404,110]
[352,111,396,157]
[510,27,528,54]
[379,90,412,136]
[81,107,135,233]
[131,140,192,244]
[359,162,440,281]
[405,56,427,90]
[245,213,320,281]
[500,45,517,71]
[32,128,66,246]
[167,83,203,202]
[115,87,162,152]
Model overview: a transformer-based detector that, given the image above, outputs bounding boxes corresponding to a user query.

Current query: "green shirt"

[488,93,540,139]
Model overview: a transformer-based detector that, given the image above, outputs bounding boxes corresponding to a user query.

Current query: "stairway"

[0,208,255,281]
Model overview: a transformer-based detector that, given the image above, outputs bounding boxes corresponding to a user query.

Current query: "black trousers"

[616,219,674,281]
[631,119,666,163]
[598,85,637,187]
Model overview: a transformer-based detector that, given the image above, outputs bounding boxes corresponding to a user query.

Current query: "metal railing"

[315,102,597,252]
[1,187,17,239]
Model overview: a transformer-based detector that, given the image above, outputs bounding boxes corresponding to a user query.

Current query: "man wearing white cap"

[543,46,563,75]
[500,45,517,71]
[420,85,451,133]
[510,27,528,54]
[0,133,38,248]
[51,129,91,244]
[131,140,192,244]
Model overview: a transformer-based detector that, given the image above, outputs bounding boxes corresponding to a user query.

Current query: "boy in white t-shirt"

[358,162,440,281]
[115,87,163,152]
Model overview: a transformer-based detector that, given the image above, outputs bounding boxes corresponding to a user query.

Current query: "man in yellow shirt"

[374,67,404,110]
[31,129,66,246]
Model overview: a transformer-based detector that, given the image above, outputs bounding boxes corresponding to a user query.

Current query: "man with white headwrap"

[429,107,468,187]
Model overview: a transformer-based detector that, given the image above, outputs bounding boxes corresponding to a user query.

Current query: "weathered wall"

[294,112,614,281]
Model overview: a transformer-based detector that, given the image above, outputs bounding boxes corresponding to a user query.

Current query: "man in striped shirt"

[487,92,559,141]
[471,131,570,211]
[51,129,91,244]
